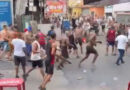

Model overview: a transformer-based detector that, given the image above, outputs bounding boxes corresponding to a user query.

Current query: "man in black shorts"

[25,35,45,79]
[40,33,57,90]
[79,32,101,67]
[11,33,26,78]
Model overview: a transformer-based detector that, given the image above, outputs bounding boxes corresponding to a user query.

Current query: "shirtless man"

[56,35,71,70]
[75,25,84,54]
[0,25,10,60]
[79,32,102,67]
[8,27,19,60]
[67,31,79,58]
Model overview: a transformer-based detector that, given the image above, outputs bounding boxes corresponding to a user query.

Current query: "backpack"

[48,30,55,36]
[107,30,116,41]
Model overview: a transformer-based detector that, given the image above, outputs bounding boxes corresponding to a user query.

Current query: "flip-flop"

[39,86,46,90]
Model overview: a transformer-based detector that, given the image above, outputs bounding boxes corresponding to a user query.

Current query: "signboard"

[46,1,65,14]
[69,0,83,7]
[0,1,12,30]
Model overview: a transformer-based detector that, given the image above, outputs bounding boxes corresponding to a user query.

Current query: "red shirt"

[107,30,116,42]
[38,32,46,45]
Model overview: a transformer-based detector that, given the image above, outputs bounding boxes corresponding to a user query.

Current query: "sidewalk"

[0,61,69,90]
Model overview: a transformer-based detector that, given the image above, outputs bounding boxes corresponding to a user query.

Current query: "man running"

[79,32,101,67]
[11,33,26,79]
[75,25,84,54]
[40,33,57,90]
[25,35,45,79]
[115,31,128,65]
[67,31,79,58]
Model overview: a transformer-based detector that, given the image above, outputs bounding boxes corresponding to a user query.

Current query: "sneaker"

[39,86,46,90]
[121,61,125,64]
[16,75,19,78]
[23,74,29,81]
[116,63,120,66]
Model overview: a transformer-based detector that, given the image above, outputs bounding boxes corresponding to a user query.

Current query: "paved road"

[0,27,130,90]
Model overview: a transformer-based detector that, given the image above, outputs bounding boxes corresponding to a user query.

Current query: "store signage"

[46,1,65,13]
[0,1,12,30]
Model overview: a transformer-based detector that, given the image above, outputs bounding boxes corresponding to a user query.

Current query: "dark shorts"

[14,56,26,67]
[32,60,43,68]
[45,60,54,75]
[76,38,82,46]
[69,43,77,50]
[40,45,45,49]
[107,41,115,46]
[86,46,98,55]
[102,25,105,30]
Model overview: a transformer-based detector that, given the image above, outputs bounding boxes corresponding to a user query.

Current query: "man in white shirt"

[115,31,128,65]
[25,35,45,80]
[12,33,26,78]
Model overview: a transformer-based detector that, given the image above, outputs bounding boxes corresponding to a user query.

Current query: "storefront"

[68,0,83,17]
[0,0,13,30]
[89,7,104,17]
[105,6,113,17]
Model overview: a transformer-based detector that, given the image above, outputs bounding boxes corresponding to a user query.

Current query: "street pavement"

[0,27,130,90]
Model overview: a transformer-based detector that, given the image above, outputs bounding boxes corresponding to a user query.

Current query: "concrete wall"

[38,24,52,34]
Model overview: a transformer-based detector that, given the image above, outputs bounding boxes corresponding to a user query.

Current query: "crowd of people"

[0,14,130,90]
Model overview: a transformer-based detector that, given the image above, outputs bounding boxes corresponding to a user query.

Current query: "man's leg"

[120,50,125,64]
[80,45,83,54]
[15,66,19,78]
[79,54,89,68]
[92,53,99,64]
[112,45,115,55]
[39,68,45,79]
[41,74,52,89]
[116,49,121,65]
[106,44,109,56]
[14,56,20,78]
[21,57,27,80]
[26,61,36,76]
[92,48,99,64]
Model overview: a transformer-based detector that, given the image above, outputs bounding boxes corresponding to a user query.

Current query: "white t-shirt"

[82,22,91,31]
[12,38,26,57]
[115,35,128,50]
